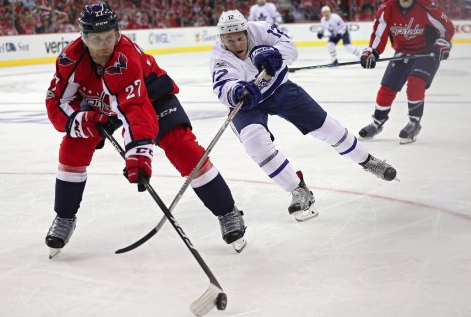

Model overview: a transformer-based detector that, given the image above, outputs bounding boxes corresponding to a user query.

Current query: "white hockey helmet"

[217,10,248,35]
[321,5,331,12]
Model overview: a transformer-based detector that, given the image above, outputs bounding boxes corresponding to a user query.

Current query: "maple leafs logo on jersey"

[105,53,128,75]
[58,52,75,66]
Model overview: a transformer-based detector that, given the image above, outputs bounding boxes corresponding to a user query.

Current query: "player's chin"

[236,50,246,59]
[99,51,113,58]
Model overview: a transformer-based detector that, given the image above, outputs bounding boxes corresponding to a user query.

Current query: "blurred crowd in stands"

[1,0,470,36]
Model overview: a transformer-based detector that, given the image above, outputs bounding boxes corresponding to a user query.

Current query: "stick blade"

[48,248,61,259]
[115,228,157,254]
[190,283,227,316]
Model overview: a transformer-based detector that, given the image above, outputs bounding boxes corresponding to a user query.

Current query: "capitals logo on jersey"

[58,52,75,66]
[105,52,128,75]
[390,18,424,40]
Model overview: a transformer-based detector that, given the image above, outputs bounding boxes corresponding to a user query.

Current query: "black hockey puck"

[216,293,227,310]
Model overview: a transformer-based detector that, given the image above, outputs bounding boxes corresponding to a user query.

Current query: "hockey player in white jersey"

[317,6,361,64]
[209,10,398,225]
[248,0,282,26]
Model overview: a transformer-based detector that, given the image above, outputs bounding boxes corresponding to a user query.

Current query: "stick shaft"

[115,69,270,254]
[288,53,435,72]
[103,128,223,289]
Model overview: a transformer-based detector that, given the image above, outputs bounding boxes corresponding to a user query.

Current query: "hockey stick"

[101,128,227,316]
[288,53,435,73]
[115,69,271,254]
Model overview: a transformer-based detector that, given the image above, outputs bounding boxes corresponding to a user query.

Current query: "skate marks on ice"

[2,168,471,316]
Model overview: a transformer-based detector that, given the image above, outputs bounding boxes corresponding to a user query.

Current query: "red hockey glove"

[361,47,380,69]
[434,38,452,61]
[124,140,153,184]
[66,111,109,138]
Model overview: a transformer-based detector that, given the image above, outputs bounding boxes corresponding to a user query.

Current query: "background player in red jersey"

[45,2,247,258]
[358,0,455,144]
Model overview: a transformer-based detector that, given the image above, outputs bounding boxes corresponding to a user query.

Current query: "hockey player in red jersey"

[358,0,455,144]
[45,2,247,258]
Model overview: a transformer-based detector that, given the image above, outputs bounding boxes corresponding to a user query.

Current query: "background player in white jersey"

[248,0,282,26]
[317,5,361,65]
[358,0,455,144]
[209,10,397,227]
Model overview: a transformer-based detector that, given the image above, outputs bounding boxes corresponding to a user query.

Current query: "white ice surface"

[1,45,470,317]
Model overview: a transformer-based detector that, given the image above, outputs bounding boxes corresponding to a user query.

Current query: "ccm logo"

[136,148,153,155]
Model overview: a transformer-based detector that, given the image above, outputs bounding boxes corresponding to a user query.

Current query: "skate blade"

[231,237,247,253]
[400,137,417,144]
[293,205,319,222]
[48,248,61,259]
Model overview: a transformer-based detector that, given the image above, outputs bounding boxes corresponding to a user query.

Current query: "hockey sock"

[310,115,369,163]
[406,76,426,121]
[54,178,86,218]
[192,172,235,217]
[327,42,337,60]
[374,85,397,122]
[240,124,300,192]
[344,44,361,57]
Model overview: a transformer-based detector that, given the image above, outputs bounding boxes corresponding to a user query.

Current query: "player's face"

[399,0,414,8]
[321,10,331,18]
[83,29,119,66]
[221,31,248,60]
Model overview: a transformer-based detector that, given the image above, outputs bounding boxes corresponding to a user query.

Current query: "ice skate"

[288,171,318,222]
[360,155,397,181]
[218,206,246,253]
[45,216,77,259]
[359,117,388,140]
[399,120,421,144]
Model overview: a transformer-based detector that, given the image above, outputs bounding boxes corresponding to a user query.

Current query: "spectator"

[0,16,19,35]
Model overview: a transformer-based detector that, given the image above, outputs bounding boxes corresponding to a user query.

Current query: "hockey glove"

[66,111,110,138]
[124,139,153,185]
[250,45,283,76]
[317,31,324,39]
[329,33,342,43]
[361,47,380,69]
[229,81,262,109]
[434,38,452,61]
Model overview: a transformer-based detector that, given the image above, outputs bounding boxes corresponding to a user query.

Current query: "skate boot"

[360,155,397,181]
[45,216,77,259]
[359,117,388,140]
[331,59,339,66]
[218,206,246,253]
[399,120,421,144]
[288,171,318,222]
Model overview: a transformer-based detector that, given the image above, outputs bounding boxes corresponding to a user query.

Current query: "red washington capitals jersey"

[46,35,179,145]
[369,0,455,55]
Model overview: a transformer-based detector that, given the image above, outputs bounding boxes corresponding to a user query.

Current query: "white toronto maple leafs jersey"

[320,13,347,36]
[209,21,297,109]
[248,2,282,26]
